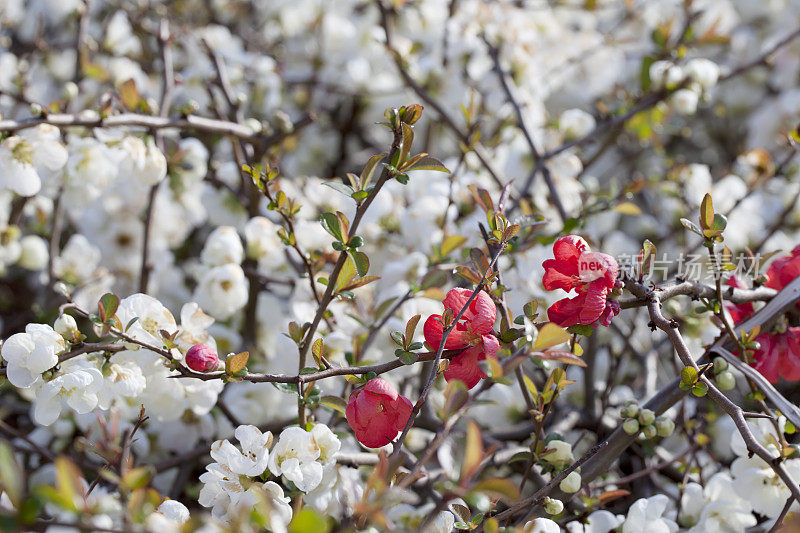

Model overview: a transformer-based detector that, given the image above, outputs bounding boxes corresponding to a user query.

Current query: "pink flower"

[346,378,413,448]
[185,344,220,373]
[542,235,619,327]
[423,288,498,389]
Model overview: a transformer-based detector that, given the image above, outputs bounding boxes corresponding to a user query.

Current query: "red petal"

[542,259,578,291]
[444,346,486,389]
[423,314,469,350]
[579,282,609,325]
[467,291,497,335]
[553,235,589,262]
[364,378,398,400]
[547,296,585,327]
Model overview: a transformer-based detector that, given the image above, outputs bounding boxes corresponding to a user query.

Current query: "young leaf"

[533,323,570,351]
[400,122,414,164]
[535,350,587,367]
[405,314,421,346]
[98,293,119,321]
[700,193,715,230]
[226,351,250,375]
[461,420,484,481]
[312,338,324,368]
[360,153,387,189]
[440,235,467,257]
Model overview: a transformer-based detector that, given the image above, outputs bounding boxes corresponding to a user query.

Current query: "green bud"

[621,401,640,419]
[655,417,675,437]
[623,418,640,435]
[713,356,728,375]
[642,424,658,439]
[716,371,736,391]
[637,408,656,426]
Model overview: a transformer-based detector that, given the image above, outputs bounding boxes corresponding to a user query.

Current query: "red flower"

[345,378,413,448]
[423,288,498,389]
[766,245,800,296]
[725,276,754,326]
[751,328,800,384]
[542,235,619,327]
[726,249,800,384]
[185,344,220,372]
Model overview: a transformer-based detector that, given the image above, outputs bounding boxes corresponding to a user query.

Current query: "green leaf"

[338,276,380,292]
[319,395,347,414]
[681,366,698,385]
[395,349,417,365]
[55,456,84,511]
[680,218,703,236]
[360,153,387,189]
[121,466,153,491]
[420,269,448,290]
[472,478,520,502]
[323,181,354,197]
[0,439,24,508]
[98,293,119,322]
[320,212,343,242]
[692,381,708,397]
[289,508,331,533]
[404,155,450,173]
[523,300,539,319]
[351,190,369,202]
[349,250,370,277]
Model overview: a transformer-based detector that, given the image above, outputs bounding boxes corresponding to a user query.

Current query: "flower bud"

[559,471,581,494]
[620,401,640,419]
[185,344,221,373]
[713,356,728,375]
[543,497,563,515]
[655,417,675,437]
[637,408,655,426]
[54,314,80,343]
[642,424,658,440]
[670,89,699,115]
[685,58,720,90]
[623,418,640,435]
[542,440,573,467]
[63,81,79,101]
[17,235,48,271]
[716,370,736,391]
[559,109,596,140]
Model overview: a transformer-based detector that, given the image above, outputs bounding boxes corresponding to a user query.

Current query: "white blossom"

[1,323,65,388]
